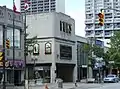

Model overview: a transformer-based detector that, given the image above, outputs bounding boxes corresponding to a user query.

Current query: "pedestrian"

[96,73,99,83]
[74,80,77,87]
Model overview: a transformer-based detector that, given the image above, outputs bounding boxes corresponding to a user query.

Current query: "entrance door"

[14,70,21,86]
[0,72,2,83]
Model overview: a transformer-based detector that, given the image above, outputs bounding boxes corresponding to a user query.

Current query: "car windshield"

[107,75,115,77]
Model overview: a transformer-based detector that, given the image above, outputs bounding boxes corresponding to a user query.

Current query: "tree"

[92,44,104,58]
[26,36,38,54]
[83,43,92,60]
[107,31,120,67]
[25,32,38,55]
[83,39,106,69]
[83,42,104,58]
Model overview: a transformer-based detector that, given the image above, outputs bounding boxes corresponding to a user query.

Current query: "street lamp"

[31,58,37,83]
[108,61,114,74]
[95,57,104,83]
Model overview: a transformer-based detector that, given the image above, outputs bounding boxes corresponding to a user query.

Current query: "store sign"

[33,43,39,55]
[0,60,24,68]
[95,40,104,47]
[0,61,9,67]
[45,42,52,54]
[60,44,72,60]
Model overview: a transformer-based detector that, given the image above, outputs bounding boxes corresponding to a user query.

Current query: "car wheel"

[113,80,116,83]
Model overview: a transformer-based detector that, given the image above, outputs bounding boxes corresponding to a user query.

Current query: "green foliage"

[83,43,104,58]
[83,43,91,53]
[25,33,38,55]
[107,31,120,66]
[92,45,104,58]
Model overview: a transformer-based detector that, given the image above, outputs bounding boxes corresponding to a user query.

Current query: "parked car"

[104,74,119,83]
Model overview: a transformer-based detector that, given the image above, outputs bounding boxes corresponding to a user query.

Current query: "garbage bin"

[57,79,63,88]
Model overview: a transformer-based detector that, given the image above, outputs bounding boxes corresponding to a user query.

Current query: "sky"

[0,0,85,37]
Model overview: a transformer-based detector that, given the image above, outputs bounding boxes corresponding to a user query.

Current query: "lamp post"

[24,4,28,89]
[86,37,93,83]
[2,24,6,89]
[96,57,104,83]
[31,58,37,84]
[12,0,15,85]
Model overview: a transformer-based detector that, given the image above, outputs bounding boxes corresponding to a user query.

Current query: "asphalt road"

[0,82,120,89]
[86,82,120,89]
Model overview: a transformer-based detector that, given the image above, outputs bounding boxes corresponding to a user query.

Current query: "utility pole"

[24,8,28,89]
[12,0,15,85]
[86,37,93,82]
[3,25,6,89]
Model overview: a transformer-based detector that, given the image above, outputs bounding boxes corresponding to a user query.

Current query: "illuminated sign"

[45,42,52,54]
[0,61,9,67]
[33,43,39,55]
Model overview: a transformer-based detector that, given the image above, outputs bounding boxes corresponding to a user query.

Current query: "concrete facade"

[26,12,77,83]
[0,6,24,85]
[76,36,88,81]
[26,12,104,83]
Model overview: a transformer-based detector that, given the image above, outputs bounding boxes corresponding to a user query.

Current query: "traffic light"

[0,52,4,61]
[6,39,10,49]
[98,10,104,26]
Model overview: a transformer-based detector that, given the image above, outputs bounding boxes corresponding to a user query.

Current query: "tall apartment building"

[85,0,120,39]
[20,0,65,14]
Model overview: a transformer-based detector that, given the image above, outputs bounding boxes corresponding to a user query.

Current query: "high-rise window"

[7,27,21,48]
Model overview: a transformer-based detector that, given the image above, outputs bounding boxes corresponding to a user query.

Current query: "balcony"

[95,27,103,30]
[114,18,120,23]
[85,26,94,31]
[85,33,94,38]
[104,19,113,23]
[85,19,94,24]
[104,26,113,30]
[104,33,112,38]
[114,26,120,30]
[95,33,103,38]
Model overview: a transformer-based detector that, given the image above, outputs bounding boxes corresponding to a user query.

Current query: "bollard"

[45,84,49,89]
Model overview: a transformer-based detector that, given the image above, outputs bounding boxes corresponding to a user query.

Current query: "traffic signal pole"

[98,9,105,83]
[100,8,120,78]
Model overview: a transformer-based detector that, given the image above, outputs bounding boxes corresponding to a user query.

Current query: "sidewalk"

[3,81,105,89]
[29,82,104,89]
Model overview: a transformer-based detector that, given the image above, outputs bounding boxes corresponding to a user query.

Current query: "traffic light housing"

[0,52,4,61]
[6,39,10,49]
[98,11,104,26]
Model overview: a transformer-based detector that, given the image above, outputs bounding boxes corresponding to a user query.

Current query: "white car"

[104,74,119,83]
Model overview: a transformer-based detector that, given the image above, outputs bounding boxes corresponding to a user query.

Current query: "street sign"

[109,61,114,64]
[82,65,87,68]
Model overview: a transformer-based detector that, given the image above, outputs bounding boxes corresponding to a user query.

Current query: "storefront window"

[7,27,21,48]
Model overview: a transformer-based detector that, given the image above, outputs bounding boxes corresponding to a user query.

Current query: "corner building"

[0,6,24,85]
[26,12,77,83]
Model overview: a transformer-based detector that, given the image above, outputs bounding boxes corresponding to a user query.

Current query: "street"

[0,82,120,89]
[25,82,120,89]
[92,82,120,89]
[79,82,120,89]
